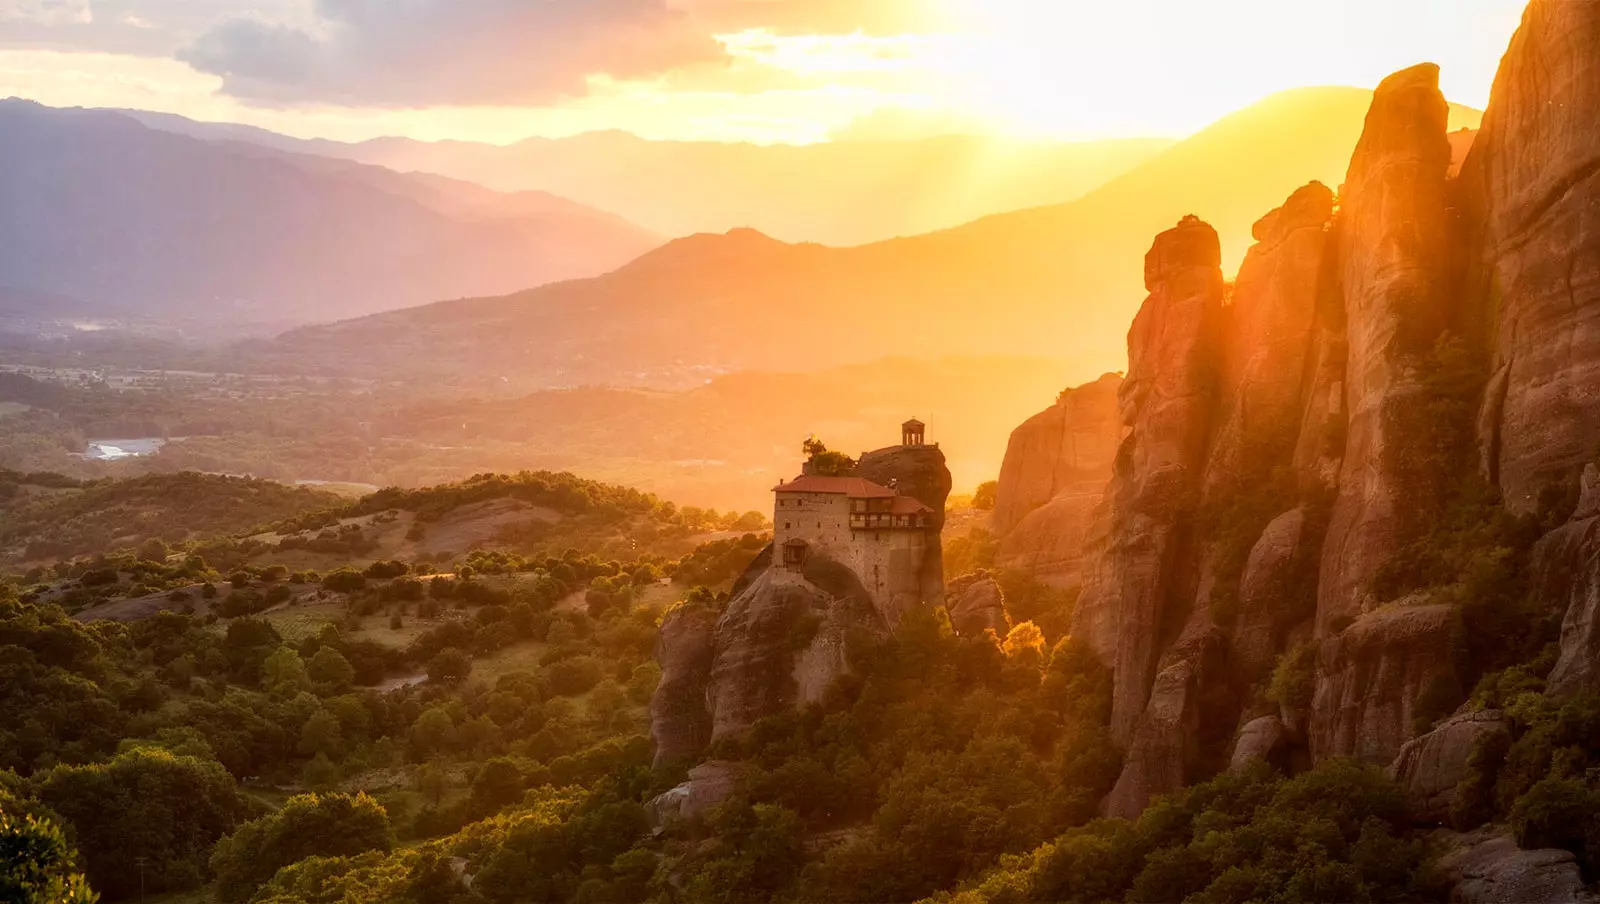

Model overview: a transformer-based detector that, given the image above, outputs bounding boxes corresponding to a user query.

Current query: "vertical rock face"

[1390,710,1511,823]
[650,604,719,768]
[1317,63,1455,630]
[1203,182,1336,499]
[1074,215,1226,745]
[992,374,1124,588]
[1310,601,1460,765]
[1468,0,1600,513]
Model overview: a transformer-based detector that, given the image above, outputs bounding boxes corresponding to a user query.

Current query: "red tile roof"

[773,475,896,497]
[890,496,933,515]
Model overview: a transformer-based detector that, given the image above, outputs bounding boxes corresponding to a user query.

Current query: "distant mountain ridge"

[254,86,1481,389]
[124,110,1175,246]
[0,100,658,326]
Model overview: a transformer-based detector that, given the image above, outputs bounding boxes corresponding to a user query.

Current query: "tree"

[299,709,344,760]
[302,753,341,791]
[308,647,356,694]
[972,481,999,511]
[210,793,394,903]
[469,758,525,816]
[36,748,248,900]
[410,708,458,759]
[414,762,448,807]
[263,646,312,697]
[0,804,98,904]
[427,648,473,685]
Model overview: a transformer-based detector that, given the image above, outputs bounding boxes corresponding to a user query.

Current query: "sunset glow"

[0,0,1528,144]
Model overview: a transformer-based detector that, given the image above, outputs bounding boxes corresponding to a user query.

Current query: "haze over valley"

[13,2,1600,903]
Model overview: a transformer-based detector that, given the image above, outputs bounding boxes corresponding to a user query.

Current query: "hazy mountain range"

[252,86,1482,389]
[124,110,1176,246]
[0,100,658,329]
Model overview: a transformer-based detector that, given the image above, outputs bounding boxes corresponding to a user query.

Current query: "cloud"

[0,0,91,26]
[681,0,936,36]
[179,0,728,107]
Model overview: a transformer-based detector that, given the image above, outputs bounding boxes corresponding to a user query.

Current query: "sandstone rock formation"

[856,443,955,607]
[1311,602,1460,766]
[1389,710,1511,822]
[1073,215,1226,747]
[651,443,951,767]
[1466,0,1600,514]
[646,761,745,827]
[1437,828,1600,904]
[992,374,1123,588]
[1317,63,1455,631]
[1229,715,1288,772]
[650,603,719,768]
[946,574,1010,639]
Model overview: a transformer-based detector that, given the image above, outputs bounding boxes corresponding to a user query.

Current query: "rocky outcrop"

[1317,63,1456,631]
[992,375,1123,588]
[1536,465,1600,695]
[1390,710,1511,822]
[1203,181,1335,500]
[706,569,841,744]
[1073,215,1226,746]
[1437,828,1600,904]
[650,603,719,768]
[1229,715,1288,772]
[652,444,952,765]
[1467,0,1600,513]
[646,761,745,827]
[1232,509,1313,684]
[946,574,1009,639]
[856,443,954,606]
[1104,626,1227,818]
[1310,602,1460,765]
[993,374,1122,535]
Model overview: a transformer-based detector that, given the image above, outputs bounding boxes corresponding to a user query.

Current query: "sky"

[0,0,1531,145]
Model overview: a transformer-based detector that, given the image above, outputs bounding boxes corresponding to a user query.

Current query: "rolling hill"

[0,100,658,327]
[256,86,1481,388]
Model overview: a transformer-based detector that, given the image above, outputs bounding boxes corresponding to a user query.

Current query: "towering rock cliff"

[1000,8,1600,818]
[1072,215,1226,750]
[992,374,1124,588]
[1467,0,1600,514]
[1316,64,1457,632]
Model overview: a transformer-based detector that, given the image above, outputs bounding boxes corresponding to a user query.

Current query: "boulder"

[1229,715,1288,772]
[946,574,1009,639]
[1465,0,1600,514]
[645,760,745,827]
[650,603,718,768]
[1318,63,1456,630]
[1437,828,1599,904]
[1389,710,1511,822]
[1310,602,1461,764]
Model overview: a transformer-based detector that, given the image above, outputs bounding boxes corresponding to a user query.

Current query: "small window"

[784,522,791,530]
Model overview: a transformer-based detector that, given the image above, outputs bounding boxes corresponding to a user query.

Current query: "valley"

[3,2,1599,903]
